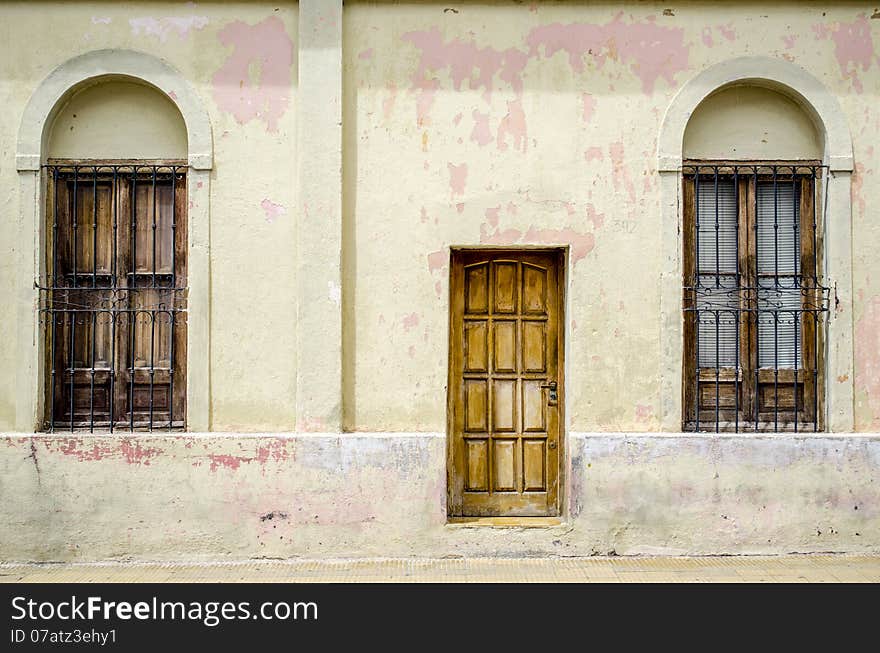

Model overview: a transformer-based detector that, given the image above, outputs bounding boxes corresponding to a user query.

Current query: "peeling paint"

[813,14,875,93]
[609,141,636,203]
[581,92,596,123]
[485,206,501,228]
[527,14,690,93]
[129,15,208,42]
[260,198,287,223]
[584,146,604,162]
[212,16,294,132]
[496,98,527,152]
[427,250,447,274]
[401,27,528,125]
[402,312,420,331]
[447,162,468,197]
[470,109,493,146]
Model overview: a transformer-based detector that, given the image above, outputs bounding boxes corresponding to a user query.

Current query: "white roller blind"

[757,181,802,368]
[757,181,800,276]
[696,178,737,274]
[696,178,739,368]
[697,276,739,367]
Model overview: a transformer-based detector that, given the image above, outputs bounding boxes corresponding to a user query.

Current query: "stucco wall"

[340,1,880,433]
[1,2,880,560]
[0,1,299,432]
[1,433,877,560]
[2,2,880,432]
[683,85,822,160]
[48,80,188,159]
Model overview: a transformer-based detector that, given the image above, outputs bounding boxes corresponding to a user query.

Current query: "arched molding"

[658,56,852,172]
[17,49,212,170]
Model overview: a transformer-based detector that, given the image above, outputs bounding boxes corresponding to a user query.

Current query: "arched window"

[41,80,189,431]
[680,85,828,432]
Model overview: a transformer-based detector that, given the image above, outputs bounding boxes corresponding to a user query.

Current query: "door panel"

[449,249,563,517]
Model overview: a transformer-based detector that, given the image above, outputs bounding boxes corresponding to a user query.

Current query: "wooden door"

[448,249,563,517]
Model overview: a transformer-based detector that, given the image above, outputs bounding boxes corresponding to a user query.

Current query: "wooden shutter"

[46,164,187,431]
[682,164,824,432]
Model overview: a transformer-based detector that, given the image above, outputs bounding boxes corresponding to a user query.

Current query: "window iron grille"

[40,163,188,432]
[683,163,830,433]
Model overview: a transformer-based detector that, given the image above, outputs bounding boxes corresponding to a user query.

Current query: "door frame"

[446,246,567,519]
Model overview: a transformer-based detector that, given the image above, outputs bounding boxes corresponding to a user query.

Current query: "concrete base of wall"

[1,433,877,561]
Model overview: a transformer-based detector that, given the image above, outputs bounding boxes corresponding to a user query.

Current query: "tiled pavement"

[1,555,878,582]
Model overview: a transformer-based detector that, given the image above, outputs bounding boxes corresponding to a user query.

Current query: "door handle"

[541,380,558,406]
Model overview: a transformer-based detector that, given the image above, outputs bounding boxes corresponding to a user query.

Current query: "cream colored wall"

[683,85,822,160]
[0,1,298,431]
[48,80,188,159]
[2,1,880,562]
[342,1,880,432]
[2,1,880,433]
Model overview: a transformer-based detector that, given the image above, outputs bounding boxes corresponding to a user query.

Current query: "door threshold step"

[446,516,564,528]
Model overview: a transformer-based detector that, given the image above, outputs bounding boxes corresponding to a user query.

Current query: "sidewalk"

[2,555,878,583]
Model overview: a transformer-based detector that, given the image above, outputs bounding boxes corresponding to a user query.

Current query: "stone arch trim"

[658,56,852,172]
[16,49,212,170]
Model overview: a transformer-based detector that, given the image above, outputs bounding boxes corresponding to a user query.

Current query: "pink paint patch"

[427,250,447,273]
[717,23,736,41]
[206,440,290,472]
[167,90,178,101]
[783,34,798,49]
[581,92,596,122]
[358,48,374,60]
[852,162,867,218]
[814,15,875,93]
[701,27,714,48]
[527,14,689,93]
[434,280,442,297]
[470,109,493,146]
[506,202,518,215]
[260,198,287,223]
[609,141,636,203]
[212,16,294,132]
[584,146,604,162]
[456,203,465,213]
[496,99,527,152]
[485,206,501,228]
[448,162,468,197]
[523,226,596,264]
[480,224,523,245]
[586,203,605,230]
[402,312,420,330]
[49,438,162,465]
[401,27,529,125]
[119,440,163,466]
[635,404,654,423]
